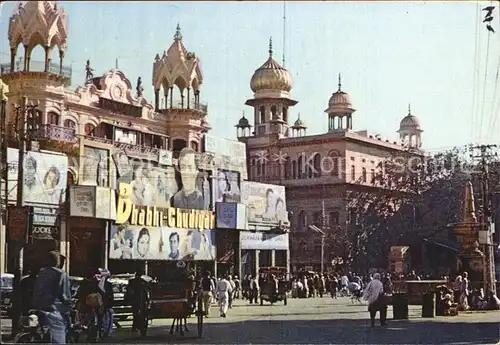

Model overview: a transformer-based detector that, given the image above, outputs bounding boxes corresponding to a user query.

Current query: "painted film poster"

[240,181,288,224]
[109,224,216,261]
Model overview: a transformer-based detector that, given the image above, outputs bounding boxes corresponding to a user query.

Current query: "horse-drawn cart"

[138,274,204,338]
[259,267,290,306]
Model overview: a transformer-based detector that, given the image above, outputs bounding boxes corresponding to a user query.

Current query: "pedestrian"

[32,251,72,344]
[362,273,387,327]
[460,272,470,311]
[95,268,114,338]
[330,276,338,299]
[233,276,241,299]
[216,274,232,317]
[125,268,150,334]
[200,271,215,316]
[249,275,259,304]
[228,275,236,308]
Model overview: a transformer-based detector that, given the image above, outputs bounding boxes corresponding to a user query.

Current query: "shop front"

[68,185,116,277]
[240,231,289,277]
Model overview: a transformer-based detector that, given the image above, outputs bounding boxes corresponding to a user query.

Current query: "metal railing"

[0,60,72,78]
[29,124,77,143]
[163,101,208,113]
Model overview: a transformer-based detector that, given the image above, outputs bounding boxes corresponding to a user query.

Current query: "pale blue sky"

[0,1,498,151]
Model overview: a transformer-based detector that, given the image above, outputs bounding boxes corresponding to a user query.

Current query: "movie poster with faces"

[214,169,241,203]
[114,147,212,210]
[109,224,216,261]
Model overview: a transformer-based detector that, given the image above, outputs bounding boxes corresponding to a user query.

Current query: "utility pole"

[309,200,327,275]
[11,96,37,336]
[470,144,497,296]
[0,85,7,275]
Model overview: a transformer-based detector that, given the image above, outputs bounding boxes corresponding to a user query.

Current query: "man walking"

[200,271,215,317]
[216,274,232,318]
[249,275,259,304]
[32,251,72,344]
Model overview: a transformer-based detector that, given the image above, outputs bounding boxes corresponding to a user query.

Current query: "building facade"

[237,39,425,273]
[0,1,247,277]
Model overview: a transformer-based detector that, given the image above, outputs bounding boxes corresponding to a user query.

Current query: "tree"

[342,146,499,272]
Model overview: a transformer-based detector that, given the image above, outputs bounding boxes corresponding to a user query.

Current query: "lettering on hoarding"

[116,183,215,229]
[74,189,94,214]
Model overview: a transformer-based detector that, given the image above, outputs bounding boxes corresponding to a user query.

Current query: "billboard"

[80,146,110,187]
[240,181,288,225]
[116,147,212,210]
[7,148,68,205]
[240,231,289,251]
[203,135,247,180]
[109,224,216,261]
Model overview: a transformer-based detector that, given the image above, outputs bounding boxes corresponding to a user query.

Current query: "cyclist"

[32,251,72,344]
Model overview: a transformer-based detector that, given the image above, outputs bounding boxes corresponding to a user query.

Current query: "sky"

[0,1,498,152]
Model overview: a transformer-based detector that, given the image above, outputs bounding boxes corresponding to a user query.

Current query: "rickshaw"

[140,264,204,338]
[259,267,289,306]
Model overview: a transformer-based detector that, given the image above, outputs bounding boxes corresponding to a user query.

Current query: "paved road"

[2,296,499,344]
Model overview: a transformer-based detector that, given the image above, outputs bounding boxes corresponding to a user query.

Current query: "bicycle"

[13,310,82,344]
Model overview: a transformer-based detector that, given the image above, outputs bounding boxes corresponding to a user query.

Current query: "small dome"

[236,114,250,128]
[328,74,352,108]
[293,114,306,128]
[399,105,421,130]
[250,38,293,93]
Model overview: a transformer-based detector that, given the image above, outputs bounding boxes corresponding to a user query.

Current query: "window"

[115,128,137,145]
[259,106,265,123]
[63,119,76,129]
[371,169,376,184]
[190,141,199,151]
[27,109,42,131]
[362,167,367,182]
[292,160,297,179]
[348,208,358,225]
[47,112,59,125]
[84,123,95,136]
[284,157,291,179]
[351,165,355,181]
[329,212,339,226]
[271,105,277,120]
[313,154,321,177]
[332,157,339,177]
[299,211,307,227]
[313,211,322,226]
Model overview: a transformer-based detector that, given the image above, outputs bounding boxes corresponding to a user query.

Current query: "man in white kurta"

[216,275,232,318]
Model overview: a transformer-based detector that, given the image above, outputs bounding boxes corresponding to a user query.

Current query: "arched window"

[271,105,277,120]
[190,141,199,151]
[351,165,356,181]
[313,154,321,177]
[329,212,339,226]
[292,160,297,179]
[284,157,291,179]
[63,119,76,129]
[362,167,367,182]
[298,155,303,178]
[299,211,307,228]
[84,123,95,136]
[172,139,187,159]
[332,157,339,177]
[27,109,42,131]
[282,107,288,122]
[259,106,265,124]
[47,112,60,126]
[313,211,322,226]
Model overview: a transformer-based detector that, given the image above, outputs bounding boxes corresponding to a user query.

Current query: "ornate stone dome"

[292,114,306,128]
[250,38,292,93]
[328,75,352,108]
[399,105,421,130]
[236,114,250,127]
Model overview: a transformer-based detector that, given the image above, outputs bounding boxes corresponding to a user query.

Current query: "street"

[1,296,499,344]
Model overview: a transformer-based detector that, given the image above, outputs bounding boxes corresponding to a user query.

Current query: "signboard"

[69,185,95,217]
[240,181,288,225]
[109,224,216,261]
[215,202,247,230]
[7,206,30,243]
[203,135,247,180]
[69,186,116,220]
[158,149,173,166]
[99,97,142,118]
[240,231,289,251]
[6,148,68,205]
[31,207,58,226]
[115,182,215,229]
[30,225,59,241]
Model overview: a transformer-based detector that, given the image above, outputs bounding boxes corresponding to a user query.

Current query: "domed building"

[236,40,425,272]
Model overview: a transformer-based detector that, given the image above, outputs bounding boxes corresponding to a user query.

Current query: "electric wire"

[479,18,492,144]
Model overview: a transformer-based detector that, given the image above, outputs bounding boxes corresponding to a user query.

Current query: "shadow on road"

[114,318,500,344]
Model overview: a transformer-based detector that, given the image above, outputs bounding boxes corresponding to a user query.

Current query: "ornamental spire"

[338,73,342,91]
[174,23,183,41]
[269,37,273,57]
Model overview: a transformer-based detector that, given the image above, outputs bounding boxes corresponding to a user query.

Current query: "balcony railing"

[163,101,208,114]
[29,124,77,143]
[0,60,72,78]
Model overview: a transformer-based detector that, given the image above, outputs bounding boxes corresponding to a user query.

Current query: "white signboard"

[95,187,117,220]
[69,185,95,217]
[240,231,289,251]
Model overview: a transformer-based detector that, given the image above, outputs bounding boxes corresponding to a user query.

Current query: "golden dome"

[250,38,293,93]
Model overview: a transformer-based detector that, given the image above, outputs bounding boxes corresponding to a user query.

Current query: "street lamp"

[309,224,325,275]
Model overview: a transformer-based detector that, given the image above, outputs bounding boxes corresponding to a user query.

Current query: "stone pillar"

[255,249,260,277]
[10,47,16,72]
[180,89,185,108]
[23,45,29,71]
[271,249,276,267]
[59,50,64,75]
[44,46,50,72]
[0,223,5,274]
[187,88,190,109]
[59,215,69,275]
[154,89,160,110]
[169,87,173,108]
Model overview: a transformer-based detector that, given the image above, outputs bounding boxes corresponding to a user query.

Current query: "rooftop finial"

[174,23,183,41]
[338,73,342,91]
[269,37,273,57]
[408,103,411,115]
[298,112,301,119]
[242,110,246,118]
